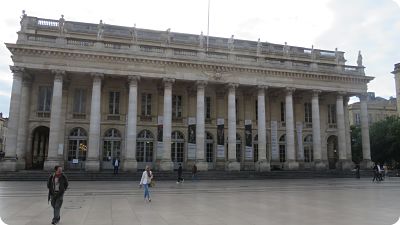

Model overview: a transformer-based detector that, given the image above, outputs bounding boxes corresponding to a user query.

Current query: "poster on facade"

[296,122,304,161]
[216,118,225,158]
[157,116,163,160]
[187,117,196,160]
[244,119,253,160]
[271,121,279,161]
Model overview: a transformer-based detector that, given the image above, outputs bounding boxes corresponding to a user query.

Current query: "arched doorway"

[30,126,50,170]
[136,130,154,169]
[102,128,122,170]
[67,127,87,170]
[205,131,214,169]
[171,131,185,169]
[327,135,338,169]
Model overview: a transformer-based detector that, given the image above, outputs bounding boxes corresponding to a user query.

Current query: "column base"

[122,159,137,172]
[225,161,240,171]
[0,159,17,171]
[255,160,271,172]
[314,160,328,170]
[284,160,299,170]
[159,160,174,171]
[360,159,374,169]
[337,159,354,171]
[16,158,26,170]
[194,161,208,171]
[43,158,63,171]
[85,159,100,172]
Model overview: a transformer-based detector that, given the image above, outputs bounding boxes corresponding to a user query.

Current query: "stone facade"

[0,14,374,172]
[0,113,7,154]
[348,92,397,126]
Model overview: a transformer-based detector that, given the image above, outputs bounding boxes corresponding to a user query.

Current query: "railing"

[37,111,50,118]
[107,115,120,121]
[37,18,59,28]
[73,113,86,119]
[27,35,56,43]
[207,52,228,60]
[67,39,94,47]
[140,45,164,54]
[174,49,197,57]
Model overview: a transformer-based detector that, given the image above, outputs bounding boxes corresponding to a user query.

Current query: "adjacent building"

[348,92,397,126]
[0,113,8,154]
[0,13,374,172]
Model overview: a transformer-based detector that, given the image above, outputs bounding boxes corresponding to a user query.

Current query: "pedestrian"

[47,166,69,224]
[355,164,360,179]
[113,158,120,175]
[139,165,153,202]
[177,163,183,183]
[192,163,198,181]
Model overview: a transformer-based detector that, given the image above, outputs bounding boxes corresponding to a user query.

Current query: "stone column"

[124,75,140,172]
[43,70,65,171]
[256,85,270,171]
[344,97,352,160]
[0,66,24,171]
[16,76,32,170]
[285,87,299,169]
[195,81,208,171]
[336,93,352,170]
[359,93,373,168]
[226,83,240,171]
[86,73,103,171]
[312,90,326,170]
[160,78,175,171]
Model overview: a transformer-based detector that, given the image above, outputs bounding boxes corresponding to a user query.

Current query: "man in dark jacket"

[177,163,183,183]
[47,166,69,224]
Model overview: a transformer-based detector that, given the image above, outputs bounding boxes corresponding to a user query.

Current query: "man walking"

[113,158,120,175]
[177,163,184,183]
[47,166,69,224]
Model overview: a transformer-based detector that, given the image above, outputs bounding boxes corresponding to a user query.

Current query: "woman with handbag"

[139,165,153,202]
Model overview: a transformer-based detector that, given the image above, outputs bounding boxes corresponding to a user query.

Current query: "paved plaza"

[0,178,399,225]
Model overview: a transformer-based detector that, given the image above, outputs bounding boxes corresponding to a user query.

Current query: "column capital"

[227,83,239,91]
[9,66,25,77]
[90,72,104,82]
[163,78,175,88]
[337,91,347,98]
[257,85,268,90]
[285,87,295,96]
[128,75,140,86]
[196,80,208,88]
[312,89,321,98]
[51,69,66,82]
[358,92,368,101]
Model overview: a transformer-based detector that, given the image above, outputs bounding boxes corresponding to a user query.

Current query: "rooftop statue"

[20,10,28,32]
[97,20,104,40]
[283,42,290,56]
[257,38,262,55]
[357,50,363,67]
[59,15,65,35]
[228,35,234,51]
[165,28,171,44]
[198,31,204,48]
[130,24,138,43]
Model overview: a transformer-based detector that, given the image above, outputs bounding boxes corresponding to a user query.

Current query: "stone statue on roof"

[228,35,234,51]
[311,45,316,60]
[257,38,262,55]
[59,15,65,35]
[130,24,138,43]
[97,20,104,40]
[20,10,28,31]
[283,42,290,56]
[166,28,171,44]
[357,50,363,67]
[199,31,204,48]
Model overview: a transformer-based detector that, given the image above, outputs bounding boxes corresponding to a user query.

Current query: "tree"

[350,125,362,164]
[370,116,400,164]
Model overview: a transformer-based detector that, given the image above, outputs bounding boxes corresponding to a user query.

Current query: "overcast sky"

[0,0,399,117]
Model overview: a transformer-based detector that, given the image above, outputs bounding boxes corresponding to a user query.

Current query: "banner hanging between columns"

[244,119,253,160]
[187,117,196,160]
[157,116,163,160]
[217,118,225,158]
[271,121,279,161]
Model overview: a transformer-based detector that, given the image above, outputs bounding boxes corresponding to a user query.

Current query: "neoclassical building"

[393,63,400,116]
[0,13,374,172]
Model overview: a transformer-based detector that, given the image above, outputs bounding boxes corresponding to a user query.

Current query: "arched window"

[68,127,87,161]
[171,131,185,164]
[136,130,154,162]
[205,132,214,162]
[304,135,313,162]
[279,134,286,163]
[102,128,121,162]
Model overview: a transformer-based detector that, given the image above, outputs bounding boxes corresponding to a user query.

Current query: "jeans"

[114,166,119,174]
[144,184,150,200]
[51,194,63,222]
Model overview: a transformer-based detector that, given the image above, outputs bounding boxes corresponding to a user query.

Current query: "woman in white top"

[139,165,153,202]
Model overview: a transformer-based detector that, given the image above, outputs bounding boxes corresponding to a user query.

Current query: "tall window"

[355,113,361,125]
[255,100,258,120]
[38,86,52,112]
[304,135,313,162]
[172,95,182,118]
[304,103,312,123]
[328,104,336,124]
[205,96,211,119]
[109,91,120,115]
[280,102,285,122]
[141,93,152,116]
[236,134,242,162]
[206,132,214,162]
[73,89,86,114]
[279,134,286,163]
[68,127,87,161]
[136,130,154,162]
[253,135,258,162]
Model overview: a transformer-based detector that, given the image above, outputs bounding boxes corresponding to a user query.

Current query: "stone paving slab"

[0,178,399,225]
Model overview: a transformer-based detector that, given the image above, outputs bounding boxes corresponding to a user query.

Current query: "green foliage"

[350,125,362,163]
[370,116,400,163]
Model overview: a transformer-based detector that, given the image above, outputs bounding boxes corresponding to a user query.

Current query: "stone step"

[0,170,377,181]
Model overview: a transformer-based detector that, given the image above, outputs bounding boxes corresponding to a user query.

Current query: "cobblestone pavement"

[0,178,399,225]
